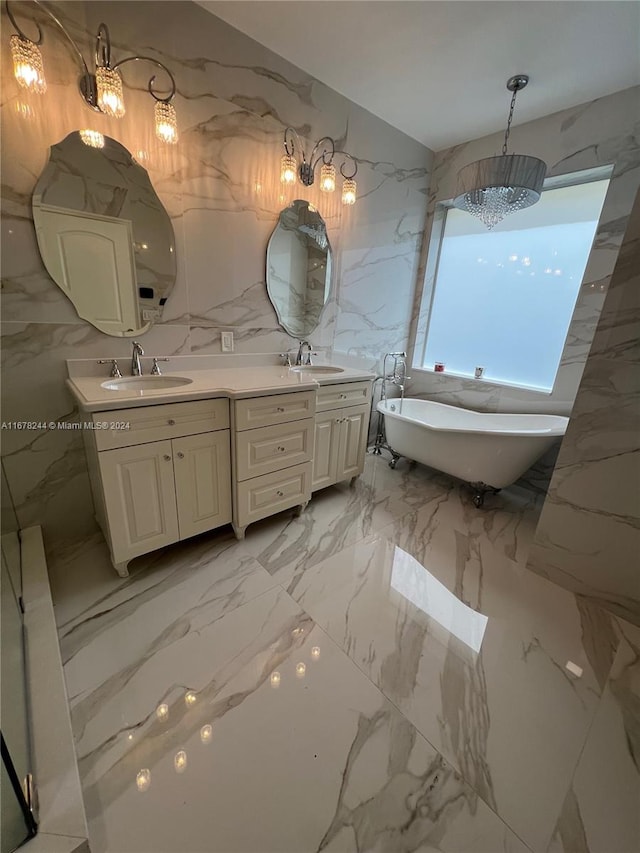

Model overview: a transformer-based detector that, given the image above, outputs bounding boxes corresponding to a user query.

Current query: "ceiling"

[198,1,640,151]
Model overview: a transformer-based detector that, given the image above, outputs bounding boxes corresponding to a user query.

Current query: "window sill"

[412,366,553,395]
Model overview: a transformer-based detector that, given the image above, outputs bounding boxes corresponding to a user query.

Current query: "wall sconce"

[280,127,358,205]
[6,0,179,144]
[452,75,546,229]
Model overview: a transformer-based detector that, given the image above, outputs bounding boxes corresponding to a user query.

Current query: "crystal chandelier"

[6,1,179,145]
[453,75,546,230]
[280,127,358,205]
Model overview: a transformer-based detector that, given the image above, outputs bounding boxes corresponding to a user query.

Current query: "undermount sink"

[290,365,345,375]
[101,376,193,391]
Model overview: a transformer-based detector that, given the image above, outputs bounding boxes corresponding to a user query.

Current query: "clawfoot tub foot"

[388,451,401,469]
[471,483,501,508]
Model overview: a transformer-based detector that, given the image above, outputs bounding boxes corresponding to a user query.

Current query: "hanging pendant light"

[453,75,546,230]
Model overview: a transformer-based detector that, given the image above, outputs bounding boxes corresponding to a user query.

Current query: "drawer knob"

[163,454,171,461]
[276,407,285,412]
[177,452,184,459]
[340,394,347,399]
[167,418,176,426]
[276,490,284,497]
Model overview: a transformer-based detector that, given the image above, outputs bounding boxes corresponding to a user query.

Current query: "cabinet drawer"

[315,381,371,412]
[235,418,314,481]
[94,399,229,450]
[235,463,311,528]
[234,391,315,430]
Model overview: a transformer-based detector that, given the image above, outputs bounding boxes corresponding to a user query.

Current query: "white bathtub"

[377,398,568,496]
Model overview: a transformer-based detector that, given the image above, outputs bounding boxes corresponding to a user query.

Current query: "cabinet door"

[336,405,370,481]
[312,410,340,491]
[173,431,232,539]
[99,440,179,563]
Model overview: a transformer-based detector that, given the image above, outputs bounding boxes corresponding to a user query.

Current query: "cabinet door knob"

[340,394,347,399]
[167,418,176,426]
[177,452,184,459]
[163,454,171,461]
[276,490,284,497]
[276,407,285,412]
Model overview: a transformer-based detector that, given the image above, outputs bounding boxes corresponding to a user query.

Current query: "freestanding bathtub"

[376,398,568,505]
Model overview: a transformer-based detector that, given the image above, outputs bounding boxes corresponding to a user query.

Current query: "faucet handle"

[98,359,122,378]
[150,357,169,376]
[279,352,292,367]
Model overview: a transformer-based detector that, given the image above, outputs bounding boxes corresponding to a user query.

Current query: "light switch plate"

[221,331,234,352]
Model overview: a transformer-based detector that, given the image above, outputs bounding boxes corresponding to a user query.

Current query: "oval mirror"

[32,131,176,337]
[266,199,332,338]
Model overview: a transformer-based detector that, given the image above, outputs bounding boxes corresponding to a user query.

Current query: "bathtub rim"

[377,398,568,438]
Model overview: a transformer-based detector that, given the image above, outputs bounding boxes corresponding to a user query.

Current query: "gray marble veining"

[48,450,635,853]
[527,190,640,626]
[0,0,429,549]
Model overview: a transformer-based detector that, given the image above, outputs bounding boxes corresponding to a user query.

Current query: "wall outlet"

[221,331,234,352]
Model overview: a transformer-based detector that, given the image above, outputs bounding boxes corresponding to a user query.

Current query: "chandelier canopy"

[453,75,546,230]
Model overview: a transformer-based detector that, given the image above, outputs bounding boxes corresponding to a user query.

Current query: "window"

[420,173,611,392]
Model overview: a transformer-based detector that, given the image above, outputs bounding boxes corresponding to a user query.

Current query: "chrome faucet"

[295,341,312,366]
[131,341,144,375]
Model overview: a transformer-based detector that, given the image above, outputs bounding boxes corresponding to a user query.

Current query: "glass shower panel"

[1,747,32,853]
[1,463,36,850]
[1,555,32,799]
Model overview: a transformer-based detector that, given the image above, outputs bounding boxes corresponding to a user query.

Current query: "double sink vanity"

[38,130,372,577]
[66,355,374,576]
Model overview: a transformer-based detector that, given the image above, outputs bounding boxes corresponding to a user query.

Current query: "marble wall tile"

[1,0,430,549]
[527,190,640,625]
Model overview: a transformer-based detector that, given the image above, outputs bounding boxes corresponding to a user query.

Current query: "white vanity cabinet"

[312,381,371,491]
[84,399,231,576]
[232,390,315,538]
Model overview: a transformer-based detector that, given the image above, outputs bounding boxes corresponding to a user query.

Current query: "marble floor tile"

[547,619,640,853]
[72,583,530,853]
[282,528,619,852]
[55,527,277,678]
[51,453,627,852]
[244,454,541,590]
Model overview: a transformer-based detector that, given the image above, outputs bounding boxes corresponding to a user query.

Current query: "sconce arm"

[112,54,177,102]
[308,135,335,170]
[336,150,358,180]
[283,126,301,158]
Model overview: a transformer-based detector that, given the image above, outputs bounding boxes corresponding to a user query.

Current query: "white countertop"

[66,360,376,413]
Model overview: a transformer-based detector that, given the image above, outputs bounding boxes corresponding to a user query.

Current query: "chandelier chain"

[502,88,519,156]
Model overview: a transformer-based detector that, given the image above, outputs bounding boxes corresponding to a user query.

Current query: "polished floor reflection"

[50,455,639,853]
